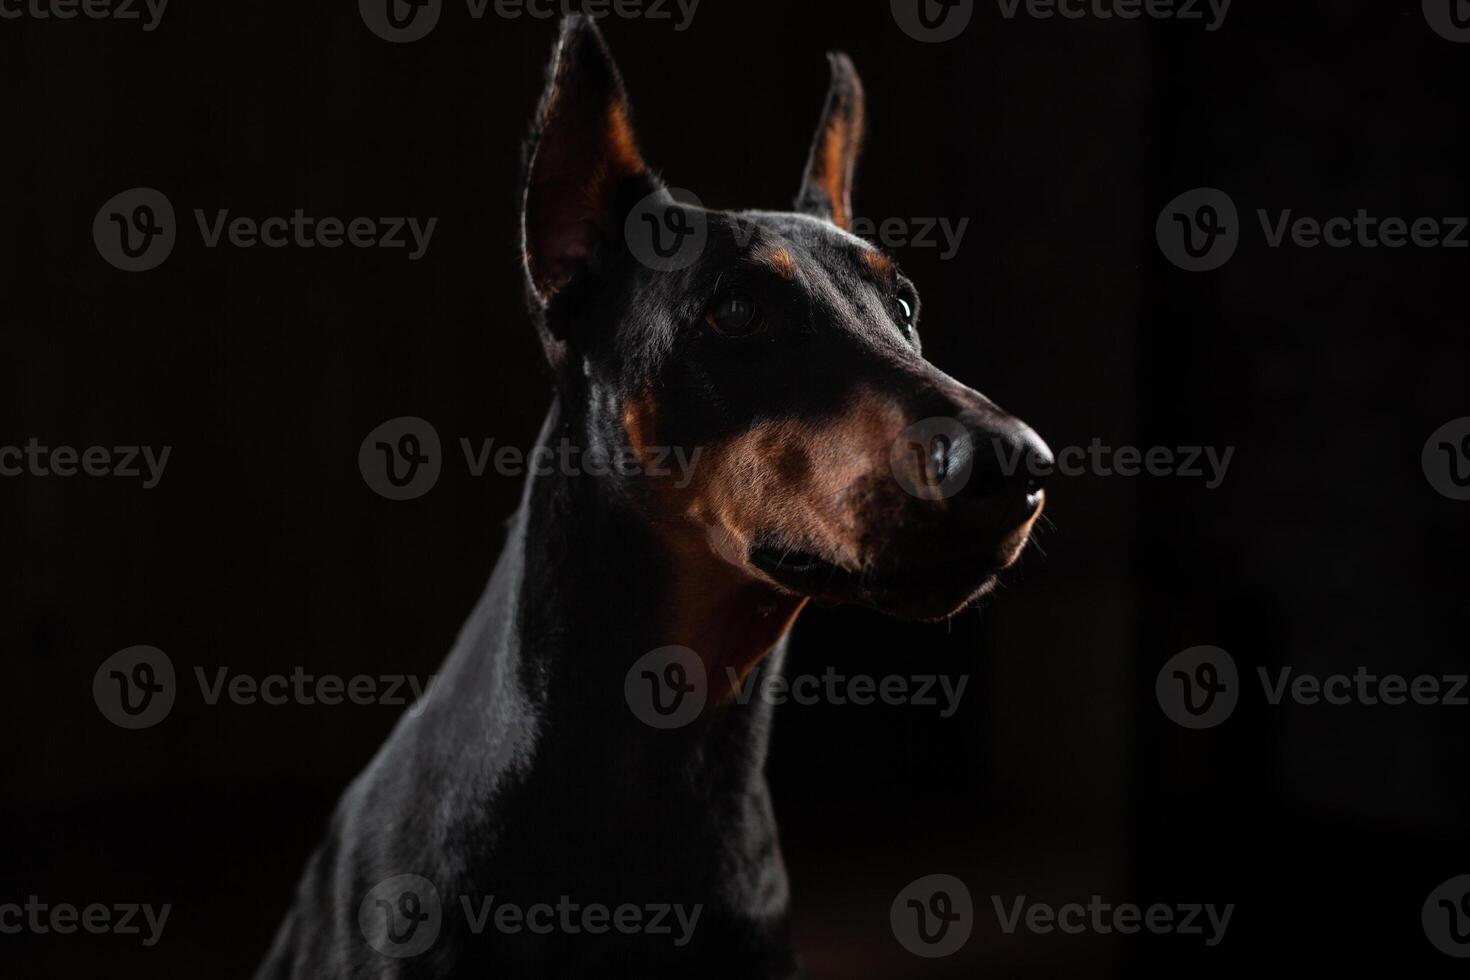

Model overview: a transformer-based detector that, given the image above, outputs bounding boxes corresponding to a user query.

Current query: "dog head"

[521,17,1050,622]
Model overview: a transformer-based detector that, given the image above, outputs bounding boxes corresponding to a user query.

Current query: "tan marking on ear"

[861,248,894,281]
[604,100,645,179]
[813,111,861,229]
[526,90,648,301]
[800,54,866,231]
[578,100,646,237]
[753,245,799,280]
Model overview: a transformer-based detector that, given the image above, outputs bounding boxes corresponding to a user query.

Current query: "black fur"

[255,16,1049,979]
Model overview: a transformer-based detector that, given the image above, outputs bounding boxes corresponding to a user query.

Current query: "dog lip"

[749,546,842,576]
[858,573,1001,622]
[748,522,1034,615]
[748,546,858,594]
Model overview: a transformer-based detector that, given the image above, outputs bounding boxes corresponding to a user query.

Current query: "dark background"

[4,1,1468,976]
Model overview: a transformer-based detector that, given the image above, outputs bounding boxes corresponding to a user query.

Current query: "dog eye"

[894,293,919,344]
[707,290,763,337]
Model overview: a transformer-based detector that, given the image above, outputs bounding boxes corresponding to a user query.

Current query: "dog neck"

[442,401,797,928]
[451,399,797,799]
[513,396,807,709]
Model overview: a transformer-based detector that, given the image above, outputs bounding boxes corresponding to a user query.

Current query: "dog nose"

[951,420,1053,507]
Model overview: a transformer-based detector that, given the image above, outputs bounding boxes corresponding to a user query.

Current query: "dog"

[255,15,1051,979]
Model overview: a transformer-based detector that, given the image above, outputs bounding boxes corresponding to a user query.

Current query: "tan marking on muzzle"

[674,386,910,577]
[619,386,910,694]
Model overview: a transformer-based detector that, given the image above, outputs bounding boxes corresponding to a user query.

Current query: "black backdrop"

[4,1,1469,976]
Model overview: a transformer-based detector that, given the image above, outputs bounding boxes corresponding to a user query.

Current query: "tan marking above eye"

[860,248,894,281]
[752,245,799,281]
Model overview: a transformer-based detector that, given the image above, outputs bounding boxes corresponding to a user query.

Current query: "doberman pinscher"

[257,15,1051,979]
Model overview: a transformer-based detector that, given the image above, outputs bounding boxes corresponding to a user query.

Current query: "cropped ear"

[796,52,866,232]
[521,16,653,308]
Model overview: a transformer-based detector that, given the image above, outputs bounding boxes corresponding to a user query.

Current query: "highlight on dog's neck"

[655,532,809,704]
[512,396,805,720]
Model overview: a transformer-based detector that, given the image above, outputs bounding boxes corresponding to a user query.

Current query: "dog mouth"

[746,505,1046,620]
[748,546,860,597]
[748,542,1009,620]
